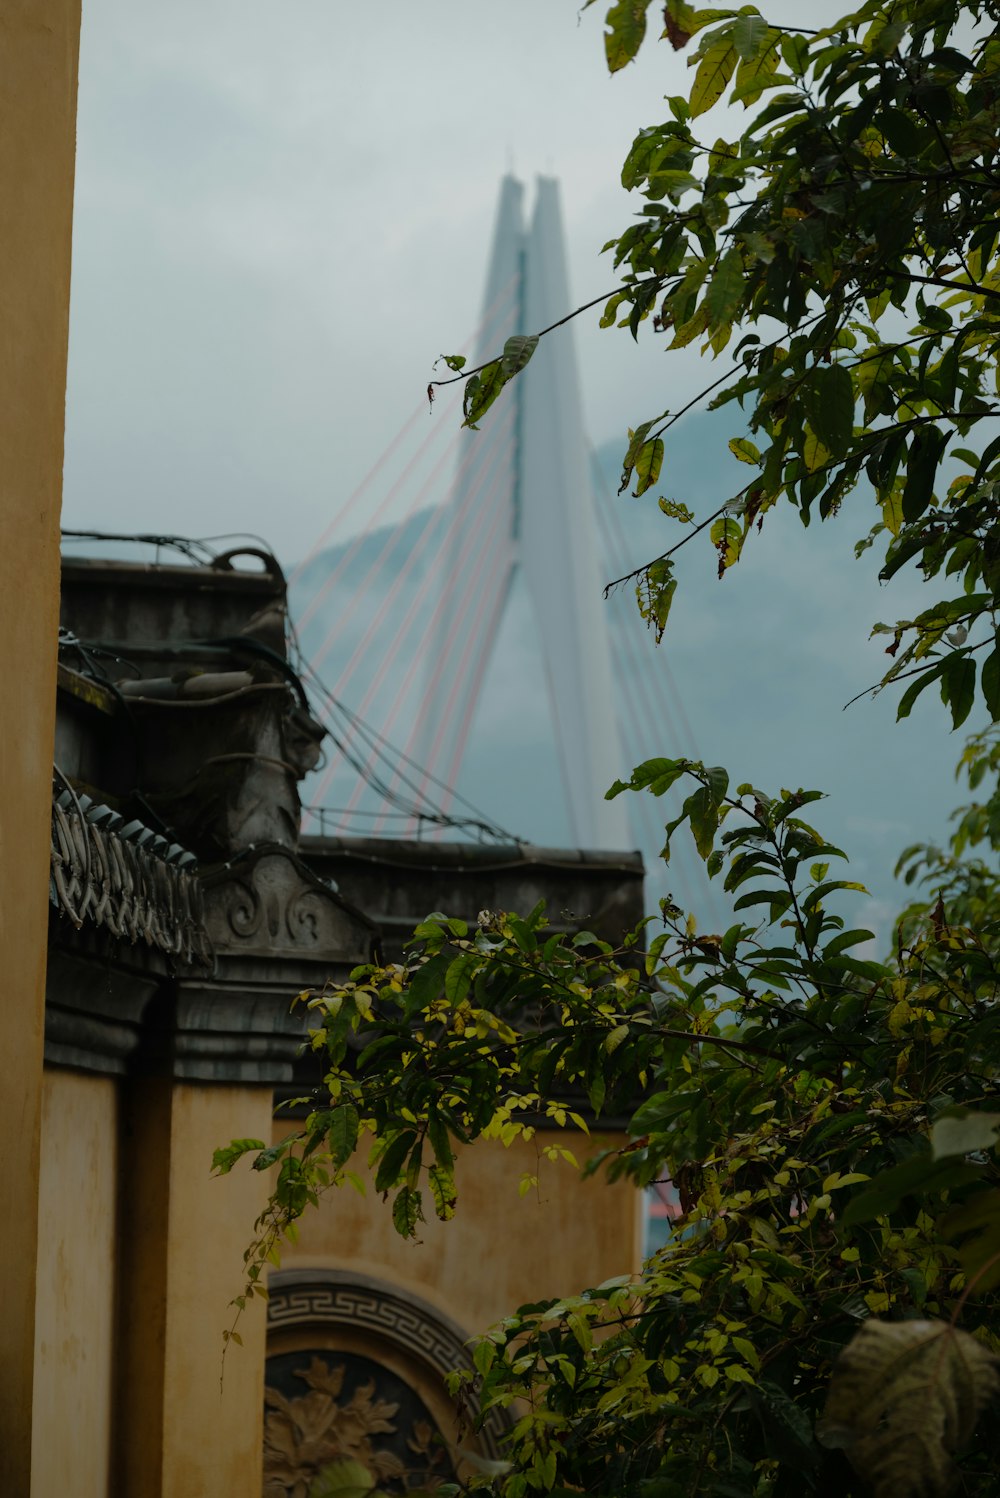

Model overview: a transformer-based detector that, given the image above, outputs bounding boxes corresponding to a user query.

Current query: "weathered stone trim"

[49,786,211,966]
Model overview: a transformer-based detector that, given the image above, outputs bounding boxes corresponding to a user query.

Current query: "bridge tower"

[414,176,629,850]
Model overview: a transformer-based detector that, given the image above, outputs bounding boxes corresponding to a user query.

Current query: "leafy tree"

[221,2,1000,1494]
[443,0,1000,730]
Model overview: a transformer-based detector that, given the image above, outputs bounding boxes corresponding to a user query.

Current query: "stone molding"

[46,841,377,1083]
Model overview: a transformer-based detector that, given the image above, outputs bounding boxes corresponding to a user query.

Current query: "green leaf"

[779,31,809,74]
[445,952,477,1005]
[733,12,767,60]
[842,1155,984,1227]
[821,929,874,957]
[463,359,510,429]
[896,660,947,722]
[412,918,445,943]
[704,764,729,806]
[864,14,905,55]
[404,952,450,1015]
[633,436,664,495]
[328,1104,360,1168]
[427,1113,455,1171]
[705,246,745,325]
[568,1310,593,1352]
[981,645,1000,719]
[637,558,678,639]
[690,36,738,117]
[902,427,947,523]
[941,1189,1000,1288]
[212,1138,266,1175]
[392,1185,424,1238]
[799,365,854,459]
[251,1131,299,1173]
[940,652,976,730]
[621,419,656,491]
[374,1130,417,1194]
[501,333,539,377]
[856,347,896,422]
[682,784,719,858]
[628,756,690,798]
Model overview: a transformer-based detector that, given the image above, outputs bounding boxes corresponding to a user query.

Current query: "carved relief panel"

[264,1273,509,1498]
[202,847,375,963]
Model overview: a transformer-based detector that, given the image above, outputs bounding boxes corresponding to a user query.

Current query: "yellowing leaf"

[568,1311,593,1352]
[729,436,761,465]
[633,436,664,495]
[605,1023,630,1053]
[690,37,738,116]
[732,31,782,105]
[822,1172,871,1192]
[311,1458,383,1498]
[881,491,904,536]
[428,1162,457,1221]
[604,0,650,72]
[803,428,830,472]
[888,999,912,1036]
[818,1320,1000,1498]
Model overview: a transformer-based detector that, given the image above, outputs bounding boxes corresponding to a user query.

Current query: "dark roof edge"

[300,834,644,874]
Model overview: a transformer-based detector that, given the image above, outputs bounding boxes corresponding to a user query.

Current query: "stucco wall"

[113,1082,274,1498]
[0,3,82,1487]
[162,1085,272,1498]
[32,1070,118,1496]
[273,1123,644,1341]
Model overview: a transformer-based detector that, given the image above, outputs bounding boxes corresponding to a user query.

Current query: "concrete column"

[115,1081,274,1498]
[0,2,82,1490]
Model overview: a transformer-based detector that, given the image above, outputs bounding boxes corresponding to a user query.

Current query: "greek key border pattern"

[267,1273,510,1457]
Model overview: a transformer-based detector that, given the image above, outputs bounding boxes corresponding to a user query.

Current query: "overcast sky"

[65,0,665,558]
[63,0,847,563]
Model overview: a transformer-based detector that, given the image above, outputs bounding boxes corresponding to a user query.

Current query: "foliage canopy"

[224,3,1000,1495]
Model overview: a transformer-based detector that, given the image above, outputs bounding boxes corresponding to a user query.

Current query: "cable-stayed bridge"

[288,176,712,914]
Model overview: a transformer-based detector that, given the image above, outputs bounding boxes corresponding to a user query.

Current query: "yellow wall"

[0,3,82,1489]
[116,1082,274,1498]
[276,1125,644,1340]
[32,1071,118,1496]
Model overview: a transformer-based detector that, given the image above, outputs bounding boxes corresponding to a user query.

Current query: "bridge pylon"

[412,175,629,850]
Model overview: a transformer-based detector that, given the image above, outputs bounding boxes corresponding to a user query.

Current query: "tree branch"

[428,279,671,391]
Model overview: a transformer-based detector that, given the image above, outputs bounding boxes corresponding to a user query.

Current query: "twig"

[428,280,671,391]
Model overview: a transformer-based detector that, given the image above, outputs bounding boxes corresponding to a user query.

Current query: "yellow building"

[2,11,643,1494]
[1,4,85,1493]
[47,549,644,1496]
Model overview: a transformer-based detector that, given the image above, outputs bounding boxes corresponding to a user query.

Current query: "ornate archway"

[263,1270,509,1497]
